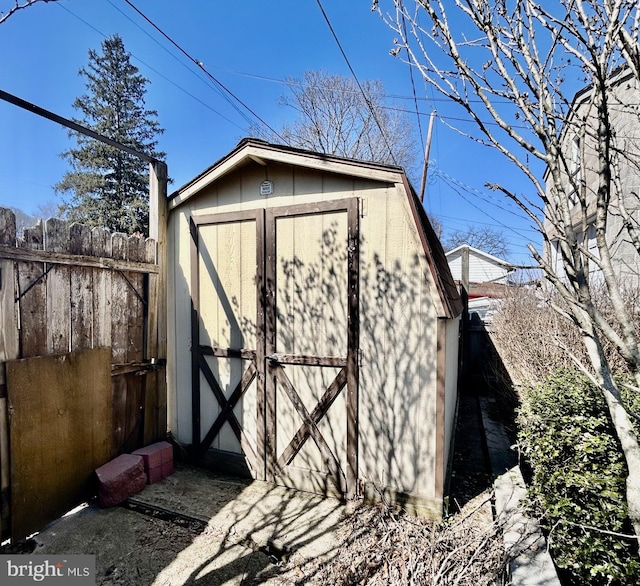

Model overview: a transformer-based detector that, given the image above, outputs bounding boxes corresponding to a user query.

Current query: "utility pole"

[419,111,436,203]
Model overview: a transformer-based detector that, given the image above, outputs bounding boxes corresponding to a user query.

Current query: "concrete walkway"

[449,390,560,586]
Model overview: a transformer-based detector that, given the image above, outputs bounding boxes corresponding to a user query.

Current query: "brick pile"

[133,441,174,485]
[95,441,174,507]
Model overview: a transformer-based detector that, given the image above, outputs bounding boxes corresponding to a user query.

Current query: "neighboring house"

[446,244,515,321]
[545,67,640,285]
[166,138,462,517]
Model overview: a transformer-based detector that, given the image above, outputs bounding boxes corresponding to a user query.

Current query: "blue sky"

[0,0,540,264]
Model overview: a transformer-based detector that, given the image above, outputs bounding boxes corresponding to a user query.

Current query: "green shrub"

[518,370,640,585]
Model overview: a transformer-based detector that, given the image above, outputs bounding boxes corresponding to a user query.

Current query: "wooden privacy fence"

[0,207,167,540]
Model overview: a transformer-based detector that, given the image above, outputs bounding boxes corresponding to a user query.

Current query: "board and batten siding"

[167,159,456,514]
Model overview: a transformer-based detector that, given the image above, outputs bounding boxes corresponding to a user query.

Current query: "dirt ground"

[1,463,499,586]
[9,466,356,585]
[1,395,502,585]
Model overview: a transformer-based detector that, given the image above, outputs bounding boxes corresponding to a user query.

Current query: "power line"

[433,170,537,243]
[400,11,424,150]
[105,0,228,98]
[121,0,287,142]
[433,166,535,218]
[58,2,243,130]
[59,3,528,140]
[437,212,539,235]
[315,0,399,166]
[59,0,540,241]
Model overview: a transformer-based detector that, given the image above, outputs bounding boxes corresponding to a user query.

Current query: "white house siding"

[447,247,511,283]
[545,72,640,286]
[167,154,455,516]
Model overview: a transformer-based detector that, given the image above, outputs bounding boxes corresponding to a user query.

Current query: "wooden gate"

[191,199,359,498]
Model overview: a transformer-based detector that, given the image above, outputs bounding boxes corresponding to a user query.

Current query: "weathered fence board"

[143,238,158,445]
[111,233,130,451]
[70,223,93,351]
[46,218,71,354]
[7,348,113,541]
[0,208,19,540]
[91,227,113,349]
[0,207,164,541]
[17,222,46,358]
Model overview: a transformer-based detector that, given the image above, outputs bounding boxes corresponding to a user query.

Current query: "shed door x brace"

[189,198,359,499]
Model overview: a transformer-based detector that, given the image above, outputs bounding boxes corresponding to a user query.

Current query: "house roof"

[445,244,514,270]
[543,65,636,182]
[170,138,463,319]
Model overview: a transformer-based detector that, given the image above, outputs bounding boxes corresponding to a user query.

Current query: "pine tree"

[56,34,164,235]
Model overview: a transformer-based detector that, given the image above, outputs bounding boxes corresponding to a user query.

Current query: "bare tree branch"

[378,0,640,546]
[0,0,57,25]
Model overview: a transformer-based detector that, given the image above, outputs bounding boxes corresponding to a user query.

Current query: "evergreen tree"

[56,34,164,235]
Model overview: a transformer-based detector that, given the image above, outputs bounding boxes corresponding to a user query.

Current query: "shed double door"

[191,199,359,498]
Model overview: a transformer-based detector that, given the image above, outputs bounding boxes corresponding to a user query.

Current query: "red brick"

[159,442,173,464]
[132,441,173,470]
[147,464,164,485]
[162,459,174,478]
[95,454,146,508]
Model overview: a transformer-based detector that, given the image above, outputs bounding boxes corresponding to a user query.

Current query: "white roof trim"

[445,244,514,268]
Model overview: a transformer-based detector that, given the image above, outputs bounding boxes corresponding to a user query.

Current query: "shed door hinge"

[357,349,364,367]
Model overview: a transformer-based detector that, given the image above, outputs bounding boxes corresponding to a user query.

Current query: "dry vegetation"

[490,282,640,385]
[264,494,509,586]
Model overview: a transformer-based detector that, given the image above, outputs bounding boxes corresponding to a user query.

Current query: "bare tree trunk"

[582,333,640,545]
[378,0,640,545]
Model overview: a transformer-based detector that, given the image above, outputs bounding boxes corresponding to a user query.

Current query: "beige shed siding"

[167,210,194,441]
[168,159,448,511]
[273,210,349,477]
[358,179,440,502]
[275,211,348,356]
[197,221,258,452]
[443,316,460,478]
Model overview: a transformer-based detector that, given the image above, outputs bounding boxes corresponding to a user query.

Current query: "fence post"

[149,162,168,440]
[0,208,18,540]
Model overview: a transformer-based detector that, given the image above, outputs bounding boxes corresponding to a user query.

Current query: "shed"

[166,139,462,517]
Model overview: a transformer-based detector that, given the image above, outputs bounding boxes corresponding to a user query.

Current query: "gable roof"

[169,138,462,319]
[445,244,514,269]
[169,138,405,209]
